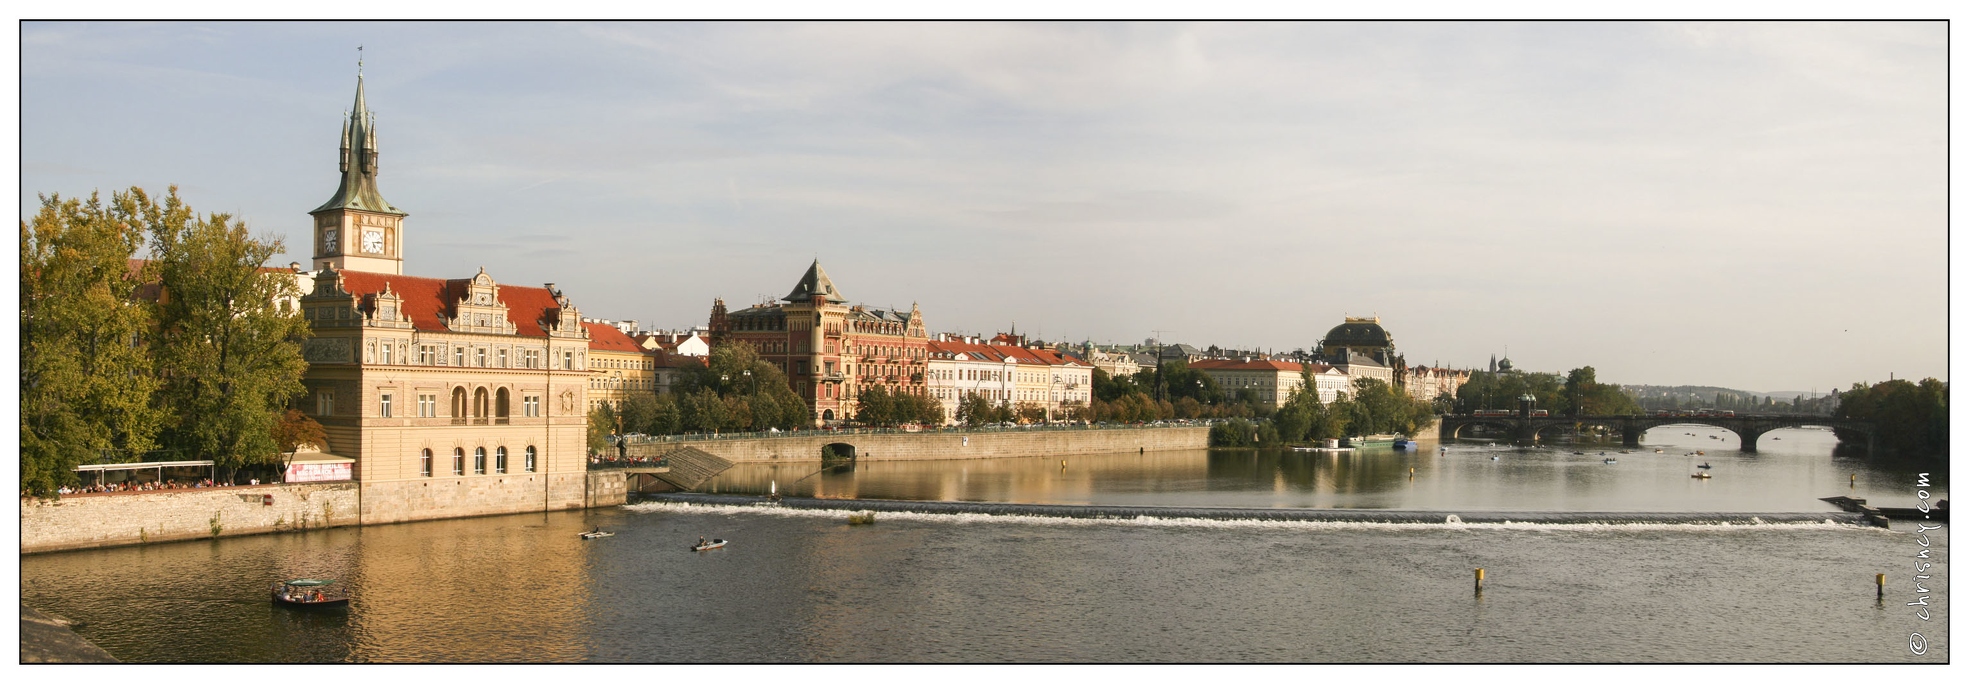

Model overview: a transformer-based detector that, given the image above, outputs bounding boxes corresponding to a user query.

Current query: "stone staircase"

[650,448,736,492]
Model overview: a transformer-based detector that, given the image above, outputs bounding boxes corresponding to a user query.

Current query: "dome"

[1322,319,1393,348]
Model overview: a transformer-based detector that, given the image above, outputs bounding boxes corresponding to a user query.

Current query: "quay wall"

[628,427,1210,463]
[20,483,362,554]
[21,471,629,554]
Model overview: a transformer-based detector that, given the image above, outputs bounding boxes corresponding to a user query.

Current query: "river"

[18,425,1949,662]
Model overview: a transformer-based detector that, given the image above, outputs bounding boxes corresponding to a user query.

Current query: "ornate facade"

[296,73,592,521]
[710,261,929,424]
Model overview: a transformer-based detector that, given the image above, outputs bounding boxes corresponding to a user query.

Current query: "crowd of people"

[45,478,236,496]
[587,454,666,467]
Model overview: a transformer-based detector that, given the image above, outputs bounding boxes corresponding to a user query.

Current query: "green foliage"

[852,384,944,427]
[1092,366,1147,401]
[1346,378,1438,436]
[19,190,165,496]
[667,342,809,432]
[956,393,1011,427]
[1834,378,1947,456]
[147,187,310,479]
[1209,418,1277,447]
[588,404,617,452]
[1563,366,1641,416]
[1453,369,1566,414]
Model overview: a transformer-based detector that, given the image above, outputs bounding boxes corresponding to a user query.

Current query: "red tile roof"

[1189,359,1304,372]
[584,322,646,353]
[335,271,569,338]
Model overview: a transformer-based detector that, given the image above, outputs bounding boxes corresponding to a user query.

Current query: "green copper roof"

[313,74,404,216]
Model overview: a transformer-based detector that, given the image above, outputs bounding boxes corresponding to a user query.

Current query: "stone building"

[584,322,659,413]
[709,261,930,424]
[1189,358,1306,409]
[1318,316,1404,390]
[295,73,593,523]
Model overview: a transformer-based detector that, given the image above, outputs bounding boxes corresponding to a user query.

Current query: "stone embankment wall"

[22,471,629,554]
[628,427,1209,463]
[21,483,361,554]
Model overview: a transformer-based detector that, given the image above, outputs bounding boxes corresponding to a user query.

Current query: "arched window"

[524,446,537,473]
[496,388,511,420]
[474,388,490,418]
[451,387,467,419]
[420,449,432,477]
[452,448,465,475]
[473,447,486,475]
[495,446,508,474]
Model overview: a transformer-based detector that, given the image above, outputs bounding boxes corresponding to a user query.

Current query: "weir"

[643,493,1872,526]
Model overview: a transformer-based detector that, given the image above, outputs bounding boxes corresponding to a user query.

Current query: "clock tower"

[310,71,406,274]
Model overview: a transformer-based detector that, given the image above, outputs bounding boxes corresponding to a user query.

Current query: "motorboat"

[272,579,348,608]
[1392,439,1417,450]
[1696,463,1712,470]
[1692,472,1712,479]
[692,538,728,551]
[580,529,614,540]
[1603,458,1617,464]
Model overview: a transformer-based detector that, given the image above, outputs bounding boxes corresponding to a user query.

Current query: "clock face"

[322,228,339,255]
[361,230,384,254]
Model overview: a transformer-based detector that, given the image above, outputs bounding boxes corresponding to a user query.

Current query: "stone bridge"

[1436,414,1875,452]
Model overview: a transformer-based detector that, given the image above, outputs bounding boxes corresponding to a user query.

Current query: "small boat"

[1696,463,1712,470]
[692,539,728,552]
[1571,451,1584,455]
[1490,456,1500,461]
[1392,439,1417,450]
[272,579,348,608]
[580,529,614,540]
[1654,449,1663,453]
[1692,472,1712,479]
[1603,458,1617,464]
[1696,450,1705,456]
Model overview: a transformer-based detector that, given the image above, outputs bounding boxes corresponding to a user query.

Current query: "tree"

[957,393,996,427]
[272,408,327,454]
[20,190,165,496]
[146,187,310,482]
[1834,378,1947,456]
[855,384,896,426]
[670,342,808,432]
[587,404,617,453]
[619,392,662,435]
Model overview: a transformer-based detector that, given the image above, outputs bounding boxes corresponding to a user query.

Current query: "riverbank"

[21,471,630,555]
[20,606,117,663]
[625,425,1209,462]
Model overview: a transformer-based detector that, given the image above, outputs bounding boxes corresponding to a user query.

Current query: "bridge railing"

[619,421,1208,445]
[588,456,670,469]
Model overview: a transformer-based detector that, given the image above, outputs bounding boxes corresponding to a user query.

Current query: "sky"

[19,21,1948,393]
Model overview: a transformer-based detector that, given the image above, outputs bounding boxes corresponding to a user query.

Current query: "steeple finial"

[358,45,364,74]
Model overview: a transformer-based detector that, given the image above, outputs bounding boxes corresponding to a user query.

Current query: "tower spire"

[314,67,401,216]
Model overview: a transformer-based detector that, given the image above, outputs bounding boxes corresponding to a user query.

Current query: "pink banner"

[285,462,352,483]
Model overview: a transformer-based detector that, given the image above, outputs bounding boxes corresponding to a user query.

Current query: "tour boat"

[692,539,728,551]
[272,579,348,609]
[580,530,614,540]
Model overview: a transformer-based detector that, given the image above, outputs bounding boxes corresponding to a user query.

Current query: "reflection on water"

[704,426,1946,512]
[18,423,1948,663]
[20,504,1947,663]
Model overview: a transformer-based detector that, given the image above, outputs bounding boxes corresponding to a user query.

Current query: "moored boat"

[692,538,728,551]
[272,579,348,608]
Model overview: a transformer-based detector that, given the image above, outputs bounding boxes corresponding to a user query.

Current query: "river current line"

[638,493,1873,527]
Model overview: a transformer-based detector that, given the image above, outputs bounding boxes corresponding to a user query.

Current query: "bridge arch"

[1444,420,1517,440]
[820,442,857,462]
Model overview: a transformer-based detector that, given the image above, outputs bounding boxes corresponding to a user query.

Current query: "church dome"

[1322,318,1392,348]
